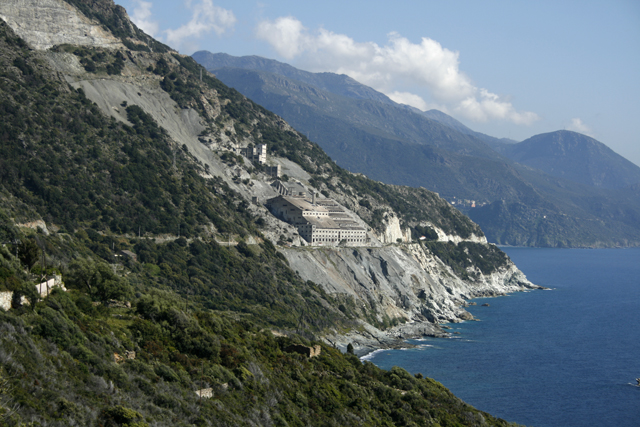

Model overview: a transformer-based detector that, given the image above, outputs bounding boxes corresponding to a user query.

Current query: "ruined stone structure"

[266,195,367,246]
[36,274,66,298]
[195,388,213,399]
[271,179,306,197]
[284,344,321,358]
[265,164,281,178]
[240,144,267,164]
[113,351,136,364]
[239,144,280,176]
[0,291,13,311]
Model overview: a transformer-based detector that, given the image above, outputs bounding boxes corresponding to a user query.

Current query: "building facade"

[240,144,267,164]
[266,195,367,246]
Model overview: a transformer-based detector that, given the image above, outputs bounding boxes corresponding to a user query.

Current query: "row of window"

[312,238,365,243]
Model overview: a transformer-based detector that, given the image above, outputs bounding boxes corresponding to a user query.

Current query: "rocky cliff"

[283,242,539,354]
[0,0,123,50]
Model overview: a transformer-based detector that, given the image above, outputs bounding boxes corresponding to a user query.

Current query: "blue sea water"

[365,247,640,427]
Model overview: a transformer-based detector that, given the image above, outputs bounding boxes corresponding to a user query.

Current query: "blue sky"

[115,0,640,166]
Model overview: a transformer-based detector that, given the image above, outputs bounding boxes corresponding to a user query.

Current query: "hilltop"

[500,130,640,189]
[0,0,538,425]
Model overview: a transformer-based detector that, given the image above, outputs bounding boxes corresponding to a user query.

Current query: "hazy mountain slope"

[193,51,395,104]
[502,130,640,189]
[211,67,501,160]
[195,56,640,247]
[421,109,518,152]
[195,51,519,152]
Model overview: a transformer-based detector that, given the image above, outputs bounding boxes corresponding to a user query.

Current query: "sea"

[364,247,640,427]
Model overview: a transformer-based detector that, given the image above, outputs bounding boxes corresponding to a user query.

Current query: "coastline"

[325,286,549,358]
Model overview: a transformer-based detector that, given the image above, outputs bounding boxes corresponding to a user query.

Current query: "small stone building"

[240,144,267,164]
[284,344,322,358]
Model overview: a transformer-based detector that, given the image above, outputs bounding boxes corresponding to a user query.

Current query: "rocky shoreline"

[324,285,548,358]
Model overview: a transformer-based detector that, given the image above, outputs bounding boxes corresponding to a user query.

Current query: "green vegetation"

[0,6,525,424]
[52,44,126,75]
[0,292,519,426]
[423,241,510,279]
[0,220,517,426]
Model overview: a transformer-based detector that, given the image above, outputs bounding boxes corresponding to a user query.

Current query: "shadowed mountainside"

[500,130,640,189]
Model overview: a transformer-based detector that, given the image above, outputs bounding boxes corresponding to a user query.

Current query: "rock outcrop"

[0,0,123,50]
[0,291,13,311]
[282,242,540,354]
[375,213,411,244]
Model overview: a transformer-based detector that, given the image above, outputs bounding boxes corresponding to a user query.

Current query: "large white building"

[266,195,367,246]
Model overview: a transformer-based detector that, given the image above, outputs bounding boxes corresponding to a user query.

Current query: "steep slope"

[502,130,640,189]
[196,52,640,248]
[0,1,541,424]
[193,51,395,105]
[421,109,519,152]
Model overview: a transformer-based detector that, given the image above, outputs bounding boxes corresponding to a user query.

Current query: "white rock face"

[424,222,488,244]
[0,292,12,311]
[16,219,49,235]
[0,0,123,50]
[282,243,537,328]
[375,214,411,244]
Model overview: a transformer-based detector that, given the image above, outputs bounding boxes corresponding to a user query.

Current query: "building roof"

[270,195,329,213]
[305,216,340,230]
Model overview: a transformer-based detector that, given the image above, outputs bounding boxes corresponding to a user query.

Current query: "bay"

[365,247,640,426]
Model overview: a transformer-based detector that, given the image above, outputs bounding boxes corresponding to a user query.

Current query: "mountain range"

[194,51,640,248]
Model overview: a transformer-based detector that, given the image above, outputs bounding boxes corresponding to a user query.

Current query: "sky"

[115,0,640,167]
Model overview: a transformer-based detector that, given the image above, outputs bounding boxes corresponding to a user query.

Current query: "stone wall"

[284,344,322,358]
[0,291,12,311]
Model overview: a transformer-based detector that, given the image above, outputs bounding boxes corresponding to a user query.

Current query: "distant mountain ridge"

[501,130,640,189]
[195,52,516,150]
[194,51,640,248]
[195,52,394,104]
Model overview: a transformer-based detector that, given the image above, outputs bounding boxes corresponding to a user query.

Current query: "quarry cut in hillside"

[0,0,123,50]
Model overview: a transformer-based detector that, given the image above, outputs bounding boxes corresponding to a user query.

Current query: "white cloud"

[255,16,307,59]
[255,17,539,126]
[164,0,236,51]
[130,0,159,37]
[387,91,429,111]
[567,118,594,136]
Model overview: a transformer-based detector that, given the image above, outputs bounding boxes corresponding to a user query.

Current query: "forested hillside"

[0,1,528,425]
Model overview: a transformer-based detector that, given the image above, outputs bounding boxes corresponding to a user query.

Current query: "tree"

[13,281,39,310]
[0,369,18,422]
[67,258,132,301]
[17,239,39,272]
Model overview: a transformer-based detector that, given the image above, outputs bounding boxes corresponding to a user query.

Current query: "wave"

[359,348,386,361]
